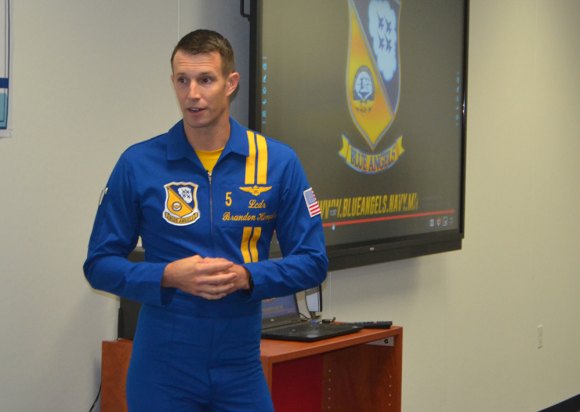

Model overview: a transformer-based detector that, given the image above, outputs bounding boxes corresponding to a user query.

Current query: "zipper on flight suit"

[206,166,219,257]
[204,151,226,257]
[207,170,214,236]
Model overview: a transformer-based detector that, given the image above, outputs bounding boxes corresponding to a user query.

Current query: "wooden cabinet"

[101,326,402,412]
[101,339,132,412]
[261,327,403,412]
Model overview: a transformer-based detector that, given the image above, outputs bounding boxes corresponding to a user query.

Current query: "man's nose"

[187,83,201,100]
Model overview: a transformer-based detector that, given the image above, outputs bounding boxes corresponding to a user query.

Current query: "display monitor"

[249,0,468,270]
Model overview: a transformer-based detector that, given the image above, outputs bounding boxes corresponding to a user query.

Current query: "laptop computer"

[261,294,361,342]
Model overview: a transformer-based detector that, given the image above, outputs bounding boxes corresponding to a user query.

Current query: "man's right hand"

[161,255,239,300]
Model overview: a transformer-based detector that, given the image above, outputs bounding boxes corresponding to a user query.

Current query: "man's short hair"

[171,29,236,76]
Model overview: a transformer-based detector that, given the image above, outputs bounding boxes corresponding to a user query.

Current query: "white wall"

[0,1,248,411]
[0,1,577,411]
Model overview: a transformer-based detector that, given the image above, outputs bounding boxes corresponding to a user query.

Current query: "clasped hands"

[162,255,251,300]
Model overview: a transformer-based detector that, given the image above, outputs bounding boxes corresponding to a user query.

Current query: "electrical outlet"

[368,337,395,347]
[537,324,543,349]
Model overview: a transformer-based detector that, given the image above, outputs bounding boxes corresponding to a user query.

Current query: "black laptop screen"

[262,295,299,327]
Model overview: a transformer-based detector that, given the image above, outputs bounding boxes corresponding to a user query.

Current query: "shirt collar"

[166,117,249,161]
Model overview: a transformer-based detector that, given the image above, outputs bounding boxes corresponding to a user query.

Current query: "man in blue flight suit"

[84,29,327,411]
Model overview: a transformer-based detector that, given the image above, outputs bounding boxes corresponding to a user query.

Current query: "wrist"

[238,265,253,291]
[161,262,176,288]
[246,271,254,291]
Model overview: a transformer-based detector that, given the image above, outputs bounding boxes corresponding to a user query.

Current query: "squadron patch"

[162,182,200,226]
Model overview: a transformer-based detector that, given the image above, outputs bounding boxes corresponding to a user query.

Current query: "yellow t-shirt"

[196,147,224,175]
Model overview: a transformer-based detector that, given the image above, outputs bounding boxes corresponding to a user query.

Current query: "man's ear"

[226,72,240,97]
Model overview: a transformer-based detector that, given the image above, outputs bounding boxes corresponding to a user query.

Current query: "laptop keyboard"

[269,321,355,335]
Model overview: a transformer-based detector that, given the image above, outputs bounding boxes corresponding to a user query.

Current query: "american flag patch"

[303,187,321,218]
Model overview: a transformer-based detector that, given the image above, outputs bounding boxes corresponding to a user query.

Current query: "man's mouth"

[188,107,204,113]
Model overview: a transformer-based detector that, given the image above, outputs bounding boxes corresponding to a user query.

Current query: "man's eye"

[177,77,188,84]
[201,77,213,84]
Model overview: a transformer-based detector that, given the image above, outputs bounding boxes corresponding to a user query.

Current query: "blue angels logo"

[162,182,200,226]
[340,0,404,174]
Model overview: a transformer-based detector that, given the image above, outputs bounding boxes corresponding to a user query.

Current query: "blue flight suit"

[84,118,328,411]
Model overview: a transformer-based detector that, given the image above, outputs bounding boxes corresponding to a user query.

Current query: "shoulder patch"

[98,187,108,206]
[303,187,321,218]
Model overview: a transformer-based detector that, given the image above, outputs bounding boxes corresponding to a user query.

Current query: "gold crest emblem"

[162,182,200,226]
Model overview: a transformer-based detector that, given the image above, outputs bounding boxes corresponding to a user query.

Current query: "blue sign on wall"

[1,0,11,137]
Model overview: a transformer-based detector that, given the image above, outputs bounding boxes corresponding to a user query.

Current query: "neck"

[184,117,231,152]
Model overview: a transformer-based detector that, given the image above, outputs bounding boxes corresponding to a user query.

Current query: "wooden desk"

[101,326,402,412]
[261,327,402,412]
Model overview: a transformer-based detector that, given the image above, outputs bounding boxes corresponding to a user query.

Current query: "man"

[84,29,327,411]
